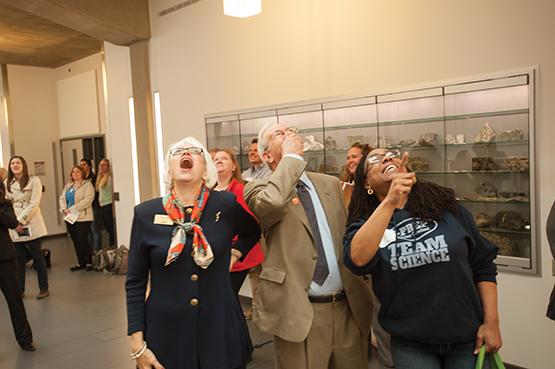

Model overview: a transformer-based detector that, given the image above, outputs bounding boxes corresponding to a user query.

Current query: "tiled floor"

[0,236,388,369]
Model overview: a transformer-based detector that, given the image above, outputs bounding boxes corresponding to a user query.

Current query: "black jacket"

[546,201,555,320]
[0,201,19,261]
[126,191,261,369]
[344,205,498,344]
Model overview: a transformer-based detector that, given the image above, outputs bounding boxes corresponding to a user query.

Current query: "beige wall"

[6,52,107,235]
[148,0,555,367]
[55,53,107,137]
[6,65,64,234]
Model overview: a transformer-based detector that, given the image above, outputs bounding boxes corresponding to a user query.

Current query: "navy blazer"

[126,190,261,369]
[0,201,19,261]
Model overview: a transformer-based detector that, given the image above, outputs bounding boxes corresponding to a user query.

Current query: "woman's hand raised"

[383,152,417,209]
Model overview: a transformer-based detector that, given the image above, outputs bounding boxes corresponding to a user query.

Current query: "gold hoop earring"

[367,187,374,195]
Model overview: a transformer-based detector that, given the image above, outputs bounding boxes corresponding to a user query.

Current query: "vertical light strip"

[128,97,140,205]
[153,91,165,195]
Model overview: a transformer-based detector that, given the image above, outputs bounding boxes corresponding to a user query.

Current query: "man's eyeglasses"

[366,150,401,167]
[169,147,203,156]
[268,127,299,141]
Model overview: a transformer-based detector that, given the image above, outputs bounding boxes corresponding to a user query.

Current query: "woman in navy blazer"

[0,180,35,351]
[126,137,260,369]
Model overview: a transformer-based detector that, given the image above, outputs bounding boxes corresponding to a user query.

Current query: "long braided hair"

[347,152,459,223]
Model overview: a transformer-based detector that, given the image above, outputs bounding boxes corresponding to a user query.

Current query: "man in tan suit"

[244,123,372,369]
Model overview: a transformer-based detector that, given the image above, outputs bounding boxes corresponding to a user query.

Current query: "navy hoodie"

[344,205,498,344]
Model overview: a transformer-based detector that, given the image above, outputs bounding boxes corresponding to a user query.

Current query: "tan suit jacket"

[244,156,372,342]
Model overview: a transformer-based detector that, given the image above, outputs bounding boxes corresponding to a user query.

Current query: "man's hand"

[282,132,303,156]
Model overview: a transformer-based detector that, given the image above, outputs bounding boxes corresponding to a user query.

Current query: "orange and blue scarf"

[163,185,214,269]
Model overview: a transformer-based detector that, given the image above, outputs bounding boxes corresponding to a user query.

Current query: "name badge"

[154,214,173,225]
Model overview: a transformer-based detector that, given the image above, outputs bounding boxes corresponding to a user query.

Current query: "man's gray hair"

[257,121,280,160]
[164,136,217,192]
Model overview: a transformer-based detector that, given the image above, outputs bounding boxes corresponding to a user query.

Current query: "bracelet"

[130,341,147,360]
[231,249,242,259]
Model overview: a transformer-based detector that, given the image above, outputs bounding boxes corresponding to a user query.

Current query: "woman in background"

[96,158,115,247]
[340,142,371,208]
[59,166,95,271]
[126,137,260,369]
[6,156,49,299]
[213,149,265,295]
[0,180,35,351]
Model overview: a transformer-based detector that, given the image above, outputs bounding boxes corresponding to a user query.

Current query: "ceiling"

[0,4,102,68]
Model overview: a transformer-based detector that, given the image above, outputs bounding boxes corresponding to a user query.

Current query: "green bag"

[475,346,506,369]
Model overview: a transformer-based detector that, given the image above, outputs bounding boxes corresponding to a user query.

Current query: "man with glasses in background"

[244,123,371,369]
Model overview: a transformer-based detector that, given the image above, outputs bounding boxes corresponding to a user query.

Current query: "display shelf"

[457,198,529,204]
[205,70,537,274]
[444,170,529,174]
[478,227,530,235]
[444,108,529,122]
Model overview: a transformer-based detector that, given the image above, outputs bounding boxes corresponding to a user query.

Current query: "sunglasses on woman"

[366,150,401,167]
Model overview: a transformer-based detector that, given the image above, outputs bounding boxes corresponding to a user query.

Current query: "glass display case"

[205,71,537,273]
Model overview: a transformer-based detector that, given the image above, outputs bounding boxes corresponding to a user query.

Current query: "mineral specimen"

[398,139,416,147]
[445,134,457,145]
[418,132,439,146]
[493,211,527,231]
[325,136,337,151]
[474,212,493,228]
[474,123,496,143]
[303,135,324,151]
[407,156,429,172]
[475,182,498,198]
[482,232,515,256]
[502,157,529,172]
[497,129,524,142]
[472,157,498,171]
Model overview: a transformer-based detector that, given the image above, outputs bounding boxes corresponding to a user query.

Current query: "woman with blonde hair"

[6,156,49,299]
[96,158,115,247]
[126,137,260,369]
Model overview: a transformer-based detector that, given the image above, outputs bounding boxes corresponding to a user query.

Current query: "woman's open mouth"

[180,157,193,169]
[382,164,398,180]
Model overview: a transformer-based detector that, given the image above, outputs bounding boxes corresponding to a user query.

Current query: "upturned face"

[262,125,300,166]
[346,147,363,175]
[71,167,83,181]
[247,143,262,165]
[169,146,206,186]
[213,151,235,178]
[365,148,407,192]
[10,158,23,176]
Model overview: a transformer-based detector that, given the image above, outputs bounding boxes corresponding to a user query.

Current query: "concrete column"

[0,65,14,166]
[129,41,158,201]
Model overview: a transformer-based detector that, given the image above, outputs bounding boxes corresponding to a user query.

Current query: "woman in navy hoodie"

[343,148,501,369]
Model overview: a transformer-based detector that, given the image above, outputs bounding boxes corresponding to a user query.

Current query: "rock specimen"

[303,135,324,151]
[472,157,498,171]
[475,182,498,198]
[474,212,493,228]
[482,232,515,256]
[418,132,439,146]
[408,156,429,172]
[474,123,496,143]
[445,134,457,145]
[497,129,524,142]
[325,136,337,151]
[502,157,529,172]
[398,139,416,147]
[494,211,527,231]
